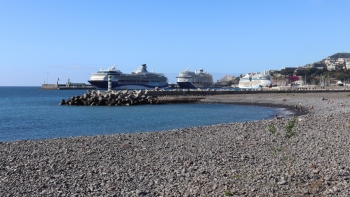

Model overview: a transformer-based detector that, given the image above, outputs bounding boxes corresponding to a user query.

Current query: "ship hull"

[177,82,213,89]
[88,80,168,90]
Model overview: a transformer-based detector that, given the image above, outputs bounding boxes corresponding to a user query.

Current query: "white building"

[346,60,350,70]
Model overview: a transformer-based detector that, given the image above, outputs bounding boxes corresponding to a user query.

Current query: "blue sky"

[1,0,349,86]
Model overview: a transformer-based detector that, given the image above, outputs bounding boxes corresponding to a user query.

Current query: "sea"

[0,87,292,142]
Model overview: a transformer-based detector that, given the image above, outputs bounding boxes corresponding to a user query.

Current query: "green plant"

[224,191,233,196]
[268,124,276,134]
[285,115,296,138]
[268,116,298,175]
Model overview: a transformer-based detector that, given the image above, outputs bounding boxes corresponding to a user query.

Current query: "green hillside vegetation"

[272,67,350,85]
[294,68,350,85]
[271,52,350,85]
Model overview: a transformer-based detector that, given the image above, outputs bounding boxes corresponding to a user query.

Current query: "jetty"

[41,79,95,90]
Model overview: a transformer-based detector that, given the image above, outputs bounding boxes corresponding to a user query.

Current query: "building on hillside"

[304,64,314,68]
[281,67,298,70]
[313,61,325,70]
[325,56,350,71]
[327,64,342,71]
[346,60,350,70]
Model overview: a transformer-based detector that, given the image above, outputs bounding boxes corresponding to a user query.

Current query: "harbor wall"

[146,88,350,96]
[41,84,58,89]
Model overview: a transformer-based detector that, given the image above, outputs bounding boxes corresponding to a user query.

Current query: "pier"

[41,79,95,90]
[41,83,95,90]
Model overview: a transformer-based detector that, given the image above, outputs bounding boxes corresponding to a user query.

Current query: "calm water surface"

[0,87,289,142]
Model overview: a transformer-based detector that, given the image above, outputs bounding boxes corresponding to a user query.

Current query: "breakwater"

[59,89,206,106]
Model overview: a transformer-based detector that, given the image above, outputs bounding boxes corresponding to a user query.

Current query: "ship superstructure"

[238,72,272,89]
[88,64,168,90]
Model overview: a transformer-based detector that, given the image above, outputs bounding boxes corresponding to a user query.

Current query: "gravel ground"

[1,92,350,196]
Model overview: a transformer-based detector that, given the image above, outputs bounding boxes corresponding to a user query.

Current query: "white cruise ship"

[238,72,272,89]
[176,68,213,89]
[88,64,168,90]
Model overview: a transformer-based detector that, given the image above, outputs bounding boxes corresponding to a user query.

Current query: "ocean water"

[0,87,289,142]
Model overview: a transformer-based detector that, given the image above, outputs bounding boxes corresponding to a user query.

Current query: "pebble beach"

[1,92,350,196]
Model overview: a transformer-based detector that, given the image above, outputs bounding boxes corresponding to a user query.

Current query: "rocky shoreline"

[1,92,350,196]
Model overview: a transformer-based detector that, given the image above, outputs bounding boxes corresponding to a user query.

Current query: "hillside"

[275,52,350,85]
[330,52,350,59]
[214,75,239,86]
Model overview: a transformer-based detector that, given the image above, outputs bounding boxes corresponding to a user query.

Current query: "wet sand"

[1,92,350,196]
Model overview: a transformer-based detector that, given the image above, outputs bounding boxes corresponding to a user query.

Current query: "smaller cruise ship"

[176,68,213,89]
[238,72,272,89]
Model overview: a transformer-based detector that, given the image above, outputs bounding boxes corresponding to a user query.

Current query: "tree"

[314,69,323,76]
[295,69,306,76]
[280,68,295,76]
